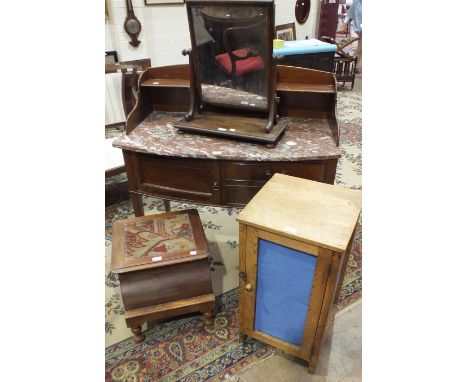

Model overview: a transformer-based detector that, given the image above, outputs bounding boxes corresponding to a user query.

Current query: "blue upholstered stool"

[273,39,337,56]
[273,39,337,72]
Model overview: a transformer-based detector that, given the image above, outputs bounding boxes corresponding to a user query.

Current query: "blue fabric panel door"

[254,239,317,346]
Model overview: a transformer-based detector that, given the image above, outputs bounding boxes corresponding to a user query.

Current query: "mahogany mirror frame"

[183,0,277,132]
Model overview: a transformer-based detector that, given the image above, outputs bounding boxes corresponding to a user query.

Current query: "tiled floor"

[238,302,362,382]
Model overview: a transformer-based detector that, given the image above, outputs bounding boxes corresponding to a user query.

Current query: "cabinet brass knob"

[239,271,247,281]
[245,283,252,291]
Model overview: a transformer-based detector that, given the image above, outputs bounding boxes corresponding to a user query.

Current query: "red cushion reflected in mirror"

[215,49,265,77]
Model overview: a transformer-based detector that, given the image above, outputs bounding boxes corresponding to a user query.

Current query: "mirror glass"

[190,4,269,111]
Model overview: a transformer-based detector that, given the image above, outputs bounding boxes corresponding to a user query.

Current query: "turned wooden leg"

[163,199,171,212]
[130,193,144,217]
[131,325,145,344]
[203,311,215,327]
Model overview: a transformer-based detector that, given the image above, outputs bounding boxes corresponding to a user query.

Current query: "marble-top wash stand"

[113,111,341,161]
[114,64,341,210]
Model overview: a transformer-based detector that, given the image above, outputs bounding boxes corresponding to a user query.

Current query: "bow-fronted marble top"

[113,112,341,161]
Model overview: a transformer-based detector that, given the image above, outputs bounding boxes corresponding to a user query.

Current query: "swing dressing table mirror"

[174,0,288,144]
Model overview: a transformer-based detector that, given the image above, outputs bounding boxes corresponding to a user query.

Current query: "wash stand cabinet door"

[236,174,361,374]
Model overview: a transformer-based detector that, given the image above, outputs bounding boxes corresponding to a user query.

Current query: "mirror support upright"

[182,48,197,122]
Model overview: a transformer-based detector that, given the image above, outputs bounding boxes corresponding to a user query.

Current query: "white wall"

[105,21,115,52]
[105,0,319,66]
[275,0,320,40]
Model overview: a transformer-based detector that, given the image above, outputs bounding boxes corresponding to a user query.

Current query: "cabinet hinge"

[207,256,223,271]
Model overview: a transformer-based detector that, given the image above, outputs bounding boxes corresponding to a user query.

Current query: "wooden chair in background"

[105,68,135,207]
[105,69,134,182]
[120,58,151,70]
[105,59,152,206]
[105,59,152,120]
[105,59,152,174]
[320,36,359,90]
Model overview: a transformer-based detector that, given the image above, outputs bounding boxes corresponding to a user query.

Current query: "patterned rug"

[105,79,362,379]
[106,289,274,382]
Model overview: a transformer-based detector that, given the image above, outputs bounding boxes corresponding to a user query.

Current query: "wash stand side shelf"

[113,64,341,214]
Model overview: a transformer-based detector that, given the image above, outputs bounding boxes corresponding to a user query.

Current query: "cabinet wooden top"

[113,111,341,161]
[237,174,362,252]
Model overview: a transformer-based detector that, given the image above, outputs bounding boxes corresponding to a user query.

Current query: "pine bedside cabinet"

[236,174,361,374]
[111,209,215,343]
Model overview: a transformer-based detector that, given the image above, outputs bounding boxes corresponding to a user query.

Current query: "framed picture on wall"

[105,51,119,65]
[275,23,297,41]
[145,0,184,4]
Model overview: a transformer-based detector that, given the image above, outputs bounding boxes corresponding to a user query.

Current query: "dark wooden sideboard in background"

[275,51,334,72]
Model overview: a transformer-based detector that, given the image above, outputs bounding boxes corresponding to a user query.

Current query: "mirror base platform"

[173,111,289,144]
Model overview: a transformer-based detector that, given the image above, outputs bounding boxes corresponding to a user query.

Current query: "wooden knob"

[245,283,252,291]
